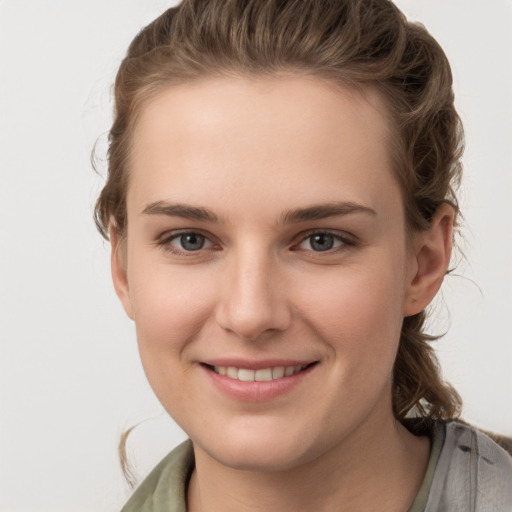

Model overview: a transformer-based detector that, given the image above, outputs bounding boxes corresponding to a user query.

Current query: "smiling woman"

[93,1,512,511]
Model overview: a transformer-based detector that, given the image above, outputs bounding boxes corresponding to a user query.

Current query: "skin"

[111,75,454,512]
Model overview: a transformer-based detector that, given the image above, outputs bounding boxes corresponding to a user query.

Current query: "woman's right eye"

[159,232,214,254]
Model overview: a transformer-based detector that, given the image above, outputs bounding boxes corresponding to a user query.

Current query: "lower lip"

[202,364,316,402]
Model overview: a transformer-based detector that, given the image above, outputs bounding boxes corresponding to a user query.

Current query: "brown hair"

[96,0,463,428]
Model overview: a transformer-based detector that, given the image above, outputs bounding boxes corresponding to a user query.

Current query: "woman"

[94,0,512,510]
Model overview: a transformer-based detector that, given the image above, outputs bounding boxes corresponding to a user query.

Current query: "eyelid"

[156,229,219,255]
[155,228,356,255]
[292,229,356,251]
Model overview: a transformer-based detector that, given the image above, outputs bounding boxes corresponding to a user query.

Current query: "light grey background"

[1,1,511,511]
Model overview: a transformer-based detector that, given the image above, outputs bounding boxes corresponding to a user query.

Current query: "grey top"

[424,422,512,511]
[121,421,512,512]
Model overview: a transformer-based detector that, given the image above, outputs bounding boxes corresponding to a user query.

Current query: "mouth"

[201,362,318,382]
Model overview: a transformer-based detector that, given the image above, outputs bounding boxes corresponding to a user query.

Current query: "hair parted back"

[96,0,463,426]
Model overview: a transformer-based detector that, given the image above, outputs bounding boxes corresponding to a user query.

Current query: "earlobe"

[110,226,134,320]
[403,204,454,317]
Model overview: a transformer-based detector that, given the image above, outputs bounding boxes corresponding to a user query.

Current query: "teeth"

[284,366,295,377]
[212,364,308,381]
[238,369,255,382]
[255,368,272,381]
[272,366,285,379]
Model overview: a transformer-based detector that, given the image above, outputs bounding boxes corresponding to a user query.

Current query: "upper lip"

[200,358,318,370]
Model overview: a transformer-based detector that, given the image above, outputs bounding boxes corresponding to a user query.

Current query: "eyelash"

[293,230,356,253]
[157,230,216,255]
[156,229,356,256]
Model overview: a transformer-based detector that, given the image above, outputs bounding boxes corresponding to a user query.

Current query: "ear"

[110,226,134,320]
[403,203,454,317]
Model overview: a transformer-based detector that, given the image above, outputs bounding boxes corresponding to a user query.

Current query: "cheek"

[297,253,407,373]
[126,260,219,415]
[127,255,216,356]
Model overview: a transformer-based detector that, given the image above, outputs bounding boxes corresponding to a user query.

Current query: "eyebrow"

[142,200,376,224]
[281,202,377,223]
[142,201,221,222]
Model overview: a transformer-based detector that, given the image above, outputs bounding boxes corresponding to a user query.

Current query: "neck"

[187,412,430,512]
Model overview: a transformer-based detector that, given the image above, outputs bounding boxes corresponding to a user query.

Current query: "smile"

[210,364,309,381]
[201,361,318,401]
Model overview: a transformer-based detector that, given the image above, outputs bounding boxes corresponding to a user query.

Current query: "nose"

[215,249,292,341]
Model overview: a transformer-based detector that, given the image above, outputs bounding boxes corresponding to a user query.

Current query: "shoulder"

[121,439,193,512]
[482,428,512,457]
[425,421,512,512]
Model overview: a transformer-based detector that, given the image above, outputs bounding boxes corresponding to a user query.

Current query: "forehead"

[128,75,399,218]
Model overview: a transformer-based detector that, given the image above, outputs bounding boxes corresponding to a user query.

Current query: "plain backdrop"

[1,1,511,511]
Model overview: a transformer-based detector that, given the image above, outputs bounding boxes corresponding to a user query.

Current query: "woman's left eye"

[296,232,352,252]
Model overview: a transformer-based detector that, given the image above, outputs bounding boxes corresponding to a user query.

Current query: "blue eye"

[162,232,214,253]
[297,232,350,252]
[309,233,335,251]
[178,233,206,251]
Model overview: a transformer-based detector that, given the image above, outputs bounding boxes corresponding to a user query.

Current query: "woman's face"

[115,75,422,471]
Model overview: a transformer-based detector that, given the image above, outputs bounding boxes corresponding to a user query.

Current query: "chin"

[205,441,312,472]
[192,420,325,472]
